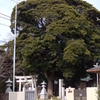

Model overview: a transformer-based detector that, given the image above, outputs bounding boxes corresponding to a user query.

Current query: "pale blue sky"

[0,0,100,45]
[84,0,100,11]
[0,0,23,45]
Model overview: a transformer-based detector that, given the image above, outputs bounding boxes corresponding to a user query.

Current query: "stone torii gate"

[15,76,35,91]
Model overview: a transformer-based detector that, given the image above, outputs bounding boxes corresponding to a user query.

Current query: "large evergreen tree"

[10,0,100,96]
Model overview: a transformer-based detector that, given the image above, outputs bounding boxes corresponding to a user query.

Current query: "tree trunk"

[47,79,53,98]
[44,71,54,98]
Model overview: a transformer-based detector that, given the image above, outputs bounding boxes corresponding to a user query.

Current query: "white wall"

[66,88,75,100]
[87,87,98,100]
[9,92,25,100]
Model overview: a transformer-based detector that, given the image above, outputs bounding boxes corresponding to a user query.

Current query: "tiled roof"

[86,66,100,73]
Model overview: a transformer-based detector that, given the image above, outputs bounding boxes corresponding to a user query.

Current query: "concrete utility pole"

[12,0,27,92]
[13,3,17,92]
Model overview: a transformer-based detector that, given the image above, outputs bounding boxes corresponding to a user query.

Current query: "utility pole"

[13,3,17,91]
[12,0,26,92]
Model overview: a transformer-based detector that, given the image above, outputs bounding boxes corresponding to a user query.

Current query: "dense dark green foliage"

[10,0,100,85]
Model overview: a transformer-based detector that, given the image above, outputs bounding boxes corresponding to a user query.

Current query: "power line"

[9,0,18,3]
[0,16,10,21]
[0,13,10,18]
[0,23,9,27]
[7,0,23,3]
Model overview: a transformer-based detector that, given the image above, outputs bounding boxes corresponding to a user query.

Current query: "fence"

[0,93,9,100]
[74,89,86,100]
[25,90,36,100]
[65,87,98,100]
[9,90,36,100]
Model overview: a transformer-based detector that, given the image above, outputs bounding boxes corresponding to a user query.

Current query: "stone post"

[57,79,63,99]
[66,87,75,100]
[62,87,65,100]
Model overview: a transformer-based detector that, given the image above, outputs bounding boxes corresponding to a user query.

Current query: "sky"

[0,0,24,45]
[0,0,100,45]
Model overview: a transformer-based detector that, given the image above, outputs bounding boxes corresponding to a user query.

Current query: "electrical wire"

[0,40,7,43]
[9,0,18,3]
[0,13,10,18]
[0,0,24,27]
[7,0,23,3]
[0,16,10,21]
[0,23,10,27]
